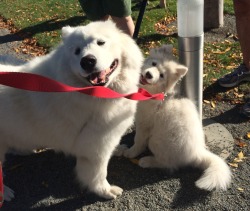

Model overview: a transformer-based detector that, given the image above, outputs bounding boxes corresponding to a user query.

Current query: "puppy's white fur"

[123,45,231,191]
[0,20,143,200]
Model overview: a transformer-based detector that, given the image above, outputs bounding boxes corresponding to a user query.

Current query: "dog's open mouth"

[87,59,118,86]
[140,75,150,85]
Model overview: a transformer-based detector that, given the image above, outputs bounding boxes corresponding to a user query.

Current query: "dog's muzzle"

[80,55,119,86]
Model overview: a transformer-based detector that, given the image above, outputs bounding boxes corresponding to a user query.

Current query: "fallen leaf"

[228,162,238,168]
[203,100,210,104]
[130,159,139,165]
[235,139,247,148]
[233,151,247,163]
[211,101,216,108]
[237,187,244,192]
[238,151,244,159]
[211,78,217,82]
[247,132,250,139]
[233,157,243,163]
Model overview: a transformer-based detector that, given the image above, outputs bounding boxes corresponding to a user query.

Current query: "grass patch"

[224,0,234,14]
[0,0,85,49]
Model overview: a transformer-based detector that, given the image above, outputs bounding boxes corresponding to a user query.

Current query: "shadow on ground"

[2,131,211,210]
[0,16,87,44]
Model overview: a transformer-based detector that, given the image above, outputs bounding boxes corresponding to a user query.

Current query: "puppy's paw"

[4,185,15,201]
[138,156,156,168]
[95,185,123,199]
[109,185,123,199]
[123,147,140,158]
[112,144,128,157]
[90,179,123,199]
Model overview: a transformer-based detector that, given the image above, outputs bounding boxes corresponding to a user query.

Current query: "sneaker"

[218,64,250,88]
[241,100,250,118]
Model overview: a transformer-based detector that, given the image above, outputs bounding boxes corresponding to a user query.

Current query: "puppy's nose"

[145,71,153,79]
[80,55,97,71]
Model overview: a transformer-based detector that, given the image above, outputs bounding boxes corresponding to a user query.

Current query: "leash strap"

[0,72,164,100]
[0,162,3,207]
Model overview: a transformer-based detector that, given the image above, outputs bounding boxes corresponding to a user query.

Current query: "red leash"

[0,162,3,208]
[0,72,164,100]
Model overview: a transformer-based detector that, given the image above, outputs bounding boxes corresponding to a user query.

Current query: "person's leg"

[234,0,250,118]
[234,0,250,69]
[218,0,250,87]
[111,16,134,36]
[104,0,135,36]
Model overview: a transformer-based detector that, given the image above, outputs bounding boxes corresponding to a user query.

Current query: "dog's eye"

[75,48,81,55]
[152,62,157,66]
[97,40,105,46]
[160,73,164,78]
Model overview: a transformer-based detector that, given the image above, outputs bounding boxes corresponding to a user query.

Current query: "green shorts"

[79,0,132,20]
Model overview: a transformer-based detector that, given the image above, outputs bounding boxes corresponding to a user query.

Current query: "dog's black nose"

[145,71,153,79]
[80,55,97,71]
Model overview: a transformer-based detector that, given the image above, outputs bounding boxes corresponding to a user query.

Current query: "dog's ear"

[165,62,188,93]
[61,26,75,41]
[160,44,173,55]
[149,45,173,58]
[175,64,188,78]
[120,33,144,72]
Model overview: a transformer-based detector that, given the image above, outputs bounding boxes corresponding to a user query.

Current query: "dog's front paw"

[112,144,128,157]
[109,185,123,199]
[138,156,158,168]
[123,147,140,158]
[94,184,123,199]
[89,179,123,199]
[4,185,15,201]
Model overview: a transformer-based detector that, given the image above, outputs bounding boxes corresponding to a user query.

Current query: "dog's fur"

[0,20,144,200]
[122,45,231,191]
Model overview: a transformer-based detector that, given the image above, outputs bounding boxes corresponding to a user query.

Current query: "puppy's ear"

[150,45,173,58]
[176,64,188,78]
[61,26,75,41]
[160,44,173,54]
[165,62,188,93]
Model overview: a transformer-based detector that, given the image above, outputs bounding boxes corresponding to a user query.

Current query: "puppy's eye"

[160,73,164,78]
[75,47,81,55]
[152,62,157,66]
[97,40,105,46]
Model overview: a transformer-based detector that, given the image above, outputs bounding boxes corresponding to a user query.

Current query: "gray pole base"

[178,35,204,118]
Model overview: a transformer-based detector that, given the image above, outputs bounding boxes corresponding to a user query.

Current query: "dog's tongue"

[140,76,148,85]
[89,69,110,84]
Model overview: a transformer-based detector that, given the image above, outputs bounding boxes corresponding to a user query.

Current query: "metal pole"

[133,0,148,40]
[177,0,204,119]
[178,36,204,117]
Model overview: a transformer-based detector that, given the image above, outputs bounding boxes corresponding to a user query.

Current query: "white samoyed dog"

[122,45,231,191]
[0,20,144,200]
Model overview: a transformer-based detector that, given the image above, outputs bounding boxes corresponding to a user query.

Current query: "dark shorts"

[79,0,132,20]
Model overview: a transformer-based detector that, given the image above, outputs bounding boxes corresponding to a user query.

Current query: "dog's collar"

[156,92,174,111]
[164,92,174,100]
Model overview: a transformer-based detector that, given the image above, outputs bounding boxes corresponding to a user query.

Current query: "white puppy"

[123,45,231,191]
[0,20,144,200]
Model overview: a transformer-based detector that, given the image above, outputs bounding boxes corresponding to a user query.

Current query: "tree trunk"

[204,0,224,29]
[159,0,166,9]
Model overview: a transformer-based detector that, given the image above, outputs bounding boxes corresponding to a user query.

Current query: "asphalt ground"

[0,17,249,210]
